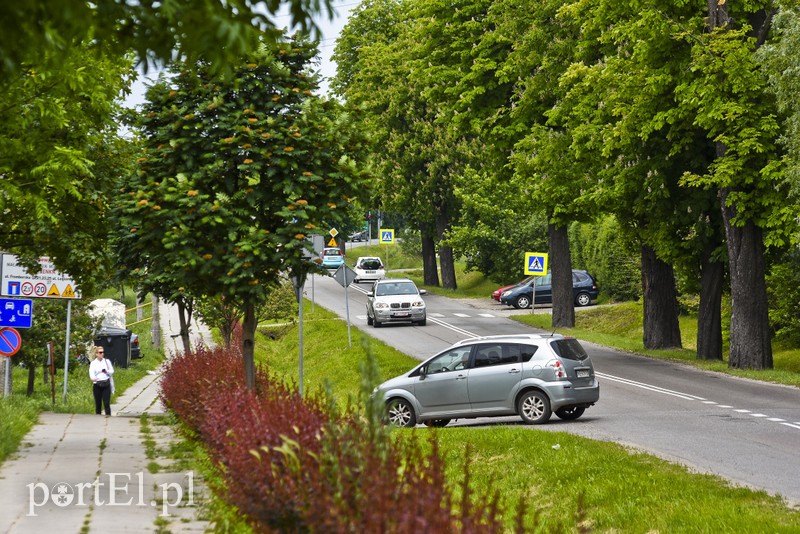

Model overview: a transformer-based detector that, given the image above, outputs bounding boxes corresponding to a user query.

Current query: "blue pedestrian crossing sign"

[524,252,548,276]
[380,229,395,244]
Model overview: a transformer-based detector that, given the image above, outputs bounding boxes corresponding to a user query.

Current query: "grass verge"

[254,303,800,531]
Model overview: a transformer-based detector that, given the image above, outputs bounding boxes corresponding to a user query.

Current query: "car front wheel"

[555,406,585,420]
[367,313,373,325]
[514,295,531,309]
[518,390,551,424]
[386,398,416,427]
[575,292,592,307]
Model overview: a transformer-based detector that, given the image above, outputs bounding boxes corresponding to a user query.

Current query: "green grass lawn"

[256,304,800,531]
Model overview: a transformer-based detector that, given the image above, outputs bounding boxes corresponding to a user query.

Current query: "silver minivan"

[376,333,599,427]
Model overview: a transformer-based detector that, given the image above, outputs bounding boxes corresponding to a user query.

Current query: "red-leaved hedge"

[160,344,506,533]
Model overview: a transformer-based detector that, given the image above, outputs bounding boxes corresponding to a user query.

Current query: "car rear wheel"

[423,419,450,428]
[518,390,551,424]
[575,292,592,307]
[386,398,416,427]
[555,406,586,420]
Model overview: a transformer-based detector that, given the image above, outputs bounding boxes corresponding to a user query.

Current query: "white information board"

[1,254,81,299]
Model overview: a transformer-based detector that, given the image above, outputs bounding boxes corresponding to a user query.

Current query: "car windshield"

[376,282,417,296]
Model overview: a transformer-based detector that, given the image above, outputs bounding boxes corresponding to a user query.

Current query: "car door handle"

[456,375,467,380]
[508,369,520,374]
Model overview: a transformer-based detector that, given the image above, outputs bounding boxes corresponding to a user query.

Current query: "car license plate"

[393,312,410,318]
[576,369,590,378]
[366,270,375,274]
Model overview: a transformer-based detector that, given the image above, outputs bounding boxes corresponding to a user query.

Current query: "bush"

[570,216,641,301]
[767,249,800,344]
[159,346,506,532]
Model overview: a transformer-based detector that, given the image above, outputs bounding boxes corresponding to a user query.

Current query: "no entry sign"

[0,327,22,357]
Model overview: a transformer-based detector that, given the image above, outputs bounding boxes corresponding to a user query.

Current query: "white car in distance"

[353,256,386,283]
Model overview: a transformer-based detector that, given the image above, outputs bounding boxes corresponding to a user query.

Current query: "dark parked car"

[492,276,534,301]
[499,270,598,309]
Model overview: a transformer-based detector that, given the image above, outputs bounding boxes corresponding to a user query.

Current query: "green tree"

[1,0,335,79]
[682,2,793,368]
[336,0,495,290]
[0,43,135,294]
[116,36,369,388]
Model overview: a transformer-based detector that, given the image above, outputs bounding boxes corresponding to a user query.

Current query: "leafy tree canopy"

[115,34,370,311]
[0,43,136,293]
[0,0,336,79]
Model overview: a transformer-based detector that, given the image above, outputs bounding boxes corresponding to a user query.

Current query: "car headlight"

[374,302,389,309]
[502,290,511,297]
[412,300,425,308]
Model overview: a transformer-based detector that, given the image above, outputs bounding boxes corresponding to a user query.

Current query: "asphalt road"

[306,272,800,507]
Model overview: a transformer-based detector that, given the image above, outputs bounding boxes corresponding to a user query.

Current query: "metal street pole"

[62,299,72,402]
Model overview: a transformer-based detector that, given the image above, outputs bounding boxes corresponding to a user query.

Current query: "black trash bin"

[94,326,132,369]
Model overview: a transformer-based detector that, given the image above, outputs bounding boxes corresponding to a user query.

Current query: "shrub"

[570,216,641,301]
[767,249,800,344]
[160,346,507,532]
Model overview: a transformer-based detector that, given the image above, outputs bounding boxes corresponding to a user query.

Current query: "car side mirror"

[419,367,427,379]
[367,291,374,297]
[419,289,427,295]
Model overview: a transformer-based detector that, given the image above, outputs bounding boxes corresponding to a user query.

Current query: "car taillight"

[133,338,139,347]
[546,359,567,379]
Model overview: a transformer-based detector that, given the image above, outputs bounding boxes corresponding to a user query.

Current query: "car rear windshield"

[324,249,342,256]
[550,338,588,361]
[361,260,382,269]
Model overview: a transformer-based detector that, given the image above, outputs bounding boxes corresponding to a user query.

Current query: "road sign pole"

[344,284,352,348]
[62,299,72,402]
[298,285,304,397]
[3,358,9,396]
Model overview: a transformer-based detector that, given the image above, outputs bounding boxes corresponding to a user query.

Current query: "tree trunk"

[549,222,575,328]
[421,226,440,287]
[436,213,457,290]
[136,294,144,323]
[151,295,161,351]
[176,298,193,355]
[641,245,682,349]
[438,244,457,289]
[697,249,723,360]
[242,301,257,390]
[720,187,773,369]
[26,363,35,396]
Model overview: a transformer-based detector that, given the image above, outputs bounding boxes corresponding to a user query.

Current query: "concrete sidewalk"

[0,301,212,533]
